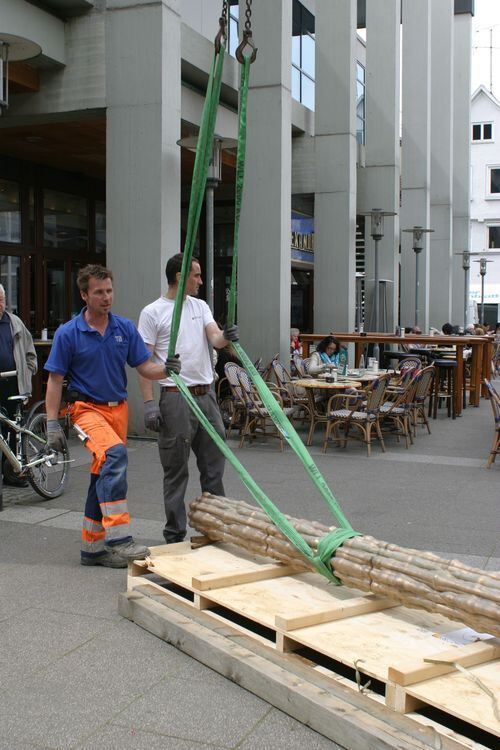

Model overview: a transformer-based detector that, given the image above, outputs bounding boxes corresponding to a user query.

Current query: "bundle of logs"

[188,493,500,637]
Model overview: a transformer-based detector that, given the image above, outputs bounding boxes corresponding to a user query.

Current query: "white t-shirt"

[138,296,215,387]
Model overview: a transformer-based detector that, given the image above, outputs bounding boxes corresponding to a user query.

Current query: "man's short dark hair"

[165,253,200,285]
[442,322,453,336]
[77,264,113,294]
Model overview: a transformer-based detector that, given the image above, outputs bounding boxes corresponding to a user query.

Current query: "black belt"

[66,390,125,407]
[162,384,210,396]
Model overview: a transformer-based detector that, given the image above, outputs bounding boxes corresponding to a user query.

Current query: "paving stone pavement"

[0,388,499,749]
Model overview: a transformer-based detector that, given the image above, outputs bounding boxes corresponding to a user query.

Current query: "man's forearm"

[138,373,154,401]
[45,378,63,420]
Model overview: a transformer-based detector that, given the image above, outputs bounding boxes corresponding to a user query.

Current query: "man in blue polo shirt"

[45,264,179,568]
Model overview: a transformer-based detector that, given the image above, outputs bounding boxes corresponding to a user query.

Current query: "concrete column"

[106,0,181,432]
[429,0,454,329]
[314,0,357,334]
[452,12,472,326]
[400,0,431,330]
[358,0,401,332]
[238,0,292,364]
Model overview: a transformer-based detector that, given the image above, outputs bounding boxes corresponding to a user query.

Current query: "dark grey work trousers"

[158,389,225,542]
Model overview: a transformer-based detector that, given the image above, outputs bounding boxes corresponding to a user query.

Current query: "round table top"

[295,378,362,390]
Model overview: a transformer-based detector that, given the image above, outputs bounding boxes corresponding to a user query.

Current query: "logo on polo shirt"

[115,335,123,342]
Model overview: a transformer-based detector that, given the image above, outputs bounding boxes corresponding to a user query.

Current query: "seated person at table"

[442,322,454,336]
[308,336,345,376]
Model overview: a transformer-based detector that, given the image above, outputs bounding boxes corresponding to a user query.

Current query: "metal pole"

[205,181,215,312]
[480,273,485,325]
[373,238,380,361]
[414,250,419,328]
[464,265,469,327]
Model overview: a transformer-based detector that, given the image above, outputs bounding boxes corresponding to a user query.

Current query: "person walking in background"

[44,264,170,568]
[0,284,37,487]
[138,253,238,545]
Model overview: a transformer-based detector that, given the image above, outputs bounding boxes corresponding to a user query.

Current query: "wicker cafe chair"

[385,358,421,399]
[236,368,292,451]
[292,354,312,378]
[379,374,420,449]
[408,365,435,436]
[271,358,311,424]
[484,379,500,468]
[223,362,249,438]
[323,374,390,457]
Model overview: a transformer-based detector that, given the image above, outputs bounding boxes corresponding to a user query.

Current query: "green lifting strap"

[166,45,361,582]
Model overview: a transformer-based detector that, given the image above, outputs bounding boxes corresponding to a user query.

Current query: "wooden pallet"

[122,540,500,750]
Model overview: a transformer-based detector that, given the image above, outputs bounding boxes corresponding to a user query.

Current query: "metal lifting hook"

[214,0,228,54]
[235,30,258,64]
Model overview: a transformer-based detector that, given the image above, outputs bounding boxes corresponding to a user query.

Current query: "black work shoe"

[164,534,186,545]
[105,540,150,560]
[80,551,128,568]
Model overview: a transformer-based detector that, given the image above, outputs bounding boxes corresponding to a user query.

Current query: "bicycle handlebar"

[0,370,17,379]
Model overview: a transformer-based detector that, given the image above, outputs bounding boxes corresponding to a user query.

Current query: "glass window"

[0,255,21,314]
[489,167,500,194]
[0,179,21,244]
[95,200,106,254]
[488,226,500,248]
[291,1,315,111]
[46,259,66,335]
[228,1,239,58]
[71,262,86,318]
[43,190,88,250]
[472,122,493,142]
[356,62,366,146]
[301,75,315,110]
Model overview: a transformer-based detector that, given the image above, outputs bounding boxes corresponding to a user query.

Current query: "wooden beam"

[275,595,396,631]
[192,563,298,591]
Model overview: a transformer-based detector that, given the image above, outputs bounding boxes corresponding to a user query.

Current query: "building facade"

[0,0,473,430]
[469,85,500,325]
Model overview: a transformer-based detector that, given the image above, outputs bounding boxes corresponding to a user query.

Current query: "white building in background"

[469,85,500,325]
[0,0,474,431]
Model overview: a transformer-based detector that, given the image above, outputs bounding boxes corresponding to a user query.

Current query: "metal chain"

[244,0,252,33]
[221,0,228,27]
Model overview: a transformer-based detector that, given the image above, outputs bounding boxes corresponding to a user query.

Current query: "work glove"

[223,323,239,342]
[46,419,66,453]
[144,400,162,432]
[165,354,181,376]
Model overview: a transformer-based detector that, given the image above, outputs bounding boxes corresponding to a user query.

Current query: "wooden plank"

[386,682,426,714]
[388,639,500,686]
[275,595,396,630]
[192,563,298,591]
[119,587,486,750]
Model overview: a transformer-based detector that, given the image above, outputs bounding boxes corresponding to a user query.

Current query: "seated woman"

[308,336,345,377]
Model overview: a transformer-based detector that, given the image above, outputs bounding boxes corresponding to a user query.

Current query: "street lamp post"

[177,136,237,313]
[462,251,470,327]
[402,225,433,328]
[361,209,397,362]
[474,257,493,325]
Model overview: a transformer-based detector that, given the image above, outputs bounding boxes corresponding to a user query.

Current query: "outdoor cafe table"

[294,378,362,446]
[300,333,494,417]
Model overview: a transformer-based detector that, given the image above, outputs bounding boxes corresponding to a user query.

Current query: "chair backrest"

[484,380,500,426]
[272,358,292,386]
[413,366,435,402]
[237,367,262,410]
[365,374,389,413]
[399,357,422,375]
[224,362,247,405]
[292,355,310,378]
[261,353,279,382]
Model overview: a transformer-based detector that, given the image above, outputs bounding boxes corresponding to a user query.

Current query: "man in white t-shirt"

[138,253,238,543]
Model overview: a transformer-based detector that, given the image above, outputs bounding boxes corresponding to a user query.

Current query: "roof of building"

[471,85,500,109]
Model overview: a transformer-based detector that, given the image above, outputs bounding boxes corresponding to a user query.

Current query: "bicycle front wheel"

[22,413,70,499]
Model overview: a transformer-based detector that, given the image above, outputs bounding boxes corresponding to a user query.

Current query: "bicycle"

[0,370,72,499]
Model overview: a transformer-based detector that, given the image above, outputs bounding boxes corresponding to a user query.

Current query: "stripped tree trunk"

[188,493,500,637]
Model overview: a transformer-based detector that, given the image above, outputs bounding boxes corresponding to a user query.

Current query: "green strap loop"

[314,529,363,585]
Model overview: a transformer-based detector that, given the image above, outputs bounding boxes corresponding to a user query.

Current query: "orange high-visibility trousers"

[69,401,131,560]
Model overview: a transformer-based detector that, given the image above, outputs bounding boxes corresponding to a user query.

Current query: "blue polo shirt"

[45,309,151,402]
